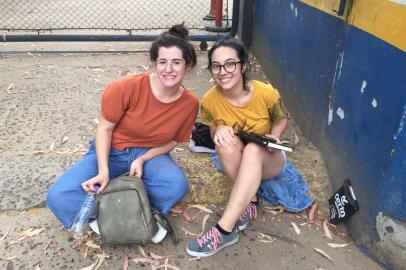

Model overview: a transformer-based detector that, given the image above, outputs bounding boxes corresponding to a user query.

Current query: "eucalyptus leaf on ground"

[328,243,348,248]
[187,204,214,214]
[323,220,333,239]
[313,247,333,262]
[181,226,200,236]
[291,222,301,235]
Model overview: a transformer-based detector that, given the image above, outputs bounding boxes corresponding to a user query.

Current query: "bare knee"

[216,140,244,157]
[243,142,265,159]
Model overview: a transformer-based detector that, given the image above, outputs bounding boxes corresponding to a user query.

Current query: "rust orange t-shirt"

[101,73,198,150]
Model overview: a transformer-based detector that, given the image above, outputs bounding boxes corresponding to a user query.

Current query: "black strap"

[153,210,179,245]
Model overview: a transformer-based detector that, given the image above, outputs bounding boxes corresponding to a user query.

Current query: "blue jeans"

[47,141,188,228]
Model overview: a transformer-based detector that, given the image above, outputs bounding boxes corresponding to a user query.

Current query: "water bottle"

[71,192,97,238]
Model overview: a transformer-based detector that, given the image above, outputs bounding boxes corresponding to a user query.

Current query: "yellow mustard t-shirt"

[200,80,284,136]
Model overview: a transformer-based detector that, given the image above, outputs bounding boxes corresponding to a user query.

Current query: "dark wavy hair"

[208,37,250,90]
[150,23,197,67]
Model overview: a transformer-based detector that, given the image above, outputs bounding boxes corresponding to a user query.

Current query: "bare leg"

[216,139,244,182]
[218,143,285,231]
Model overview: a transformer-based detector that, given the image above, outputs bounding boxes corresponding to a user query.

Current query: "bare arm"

[81,115,116,194]
[129,140,178,177]
[266,111,289,143]
[269,117,288,140]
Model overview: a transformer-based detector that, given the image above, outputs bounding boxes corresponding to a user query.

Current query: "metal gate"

[0,0,238,42]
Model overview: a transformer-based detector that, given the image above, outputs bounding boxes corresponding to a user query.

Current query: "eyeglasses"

[156,59,185,71]
[209,61,242,75]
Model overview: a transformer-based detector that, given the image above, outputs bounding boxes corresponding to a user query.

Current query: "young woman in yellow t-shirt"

[187,37,289,257]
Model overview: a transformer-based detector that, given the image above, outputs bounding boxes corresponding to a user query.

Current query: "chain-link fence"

[0,0,235,40]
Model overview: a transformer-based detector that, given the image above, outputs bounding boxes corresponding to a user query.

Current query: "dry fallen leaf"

[327,243,348,248]
[290,222,301,235]
[323,220,333,240]
[49,141,55,151]
[6,256,17,261]
[187,204,214,214]
[258,239,275,244]
[263,205,284,215]
[133,257,160,267]
[94,255,106,270]
[155,263,181,270]
[43,239,53,251]
[188,257,201,261]
[122,252,129,270]
[5,84,14,93]
[256,232,276,245]
[33,150,51,155]
[170,206,183,214]
[16,227,45,238]
[182,209,194,222]
[141,65,149,71]
[329,224,348,239]
[294,132,300,145]
[79,259,98,270]
[85,240,101,250]
[313,247,333,262]
[138,246,148,258]
[308,202,318,221]
[181,227,200,236]
[150,252,171,260]
[61,136,69,144]
[201,214,210,235]
[83,246,89,259]
[0,227,10,242]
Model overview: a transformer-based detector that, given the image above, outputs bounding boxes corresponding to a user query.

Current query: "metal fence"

[0,0,237,42]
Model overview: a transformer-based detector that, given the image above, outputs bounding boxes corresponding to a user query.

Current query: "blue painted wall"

[250,0,406,246]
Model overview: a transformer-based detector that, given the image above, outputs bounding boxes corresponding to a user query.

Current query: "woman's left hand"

[129,157,145,177]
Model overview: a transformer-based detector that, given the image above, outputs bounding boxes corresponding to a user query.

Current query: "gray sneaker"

[186,226,239,257]
[236,202,257,231]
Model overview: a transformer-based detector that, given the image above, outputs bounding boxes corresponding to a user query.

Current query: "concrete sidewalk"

[0,44,383,270]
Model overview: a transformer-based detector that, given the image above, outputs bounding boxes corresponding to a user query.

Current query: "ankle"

[251,200,259,206]
[216,223,233,235]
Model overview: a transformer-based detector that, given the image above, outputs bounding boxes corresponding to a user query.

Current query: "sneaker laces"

[197,227,222,251]
[240,203,257,221]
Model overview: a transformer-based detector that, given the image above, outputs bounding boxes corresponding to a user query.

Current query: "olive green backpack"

[97,173,178,245]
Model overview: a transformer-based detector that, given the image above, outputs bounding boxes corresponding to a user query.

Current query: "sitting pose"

[47,24,198,242]
[186,37,288,256]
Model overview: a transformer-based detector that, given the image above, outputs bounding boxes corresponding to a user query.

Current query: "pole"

[215,0,223,27]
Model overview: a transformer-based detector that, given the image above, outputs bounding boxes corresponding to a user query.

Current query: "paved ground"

[0,42,384,270]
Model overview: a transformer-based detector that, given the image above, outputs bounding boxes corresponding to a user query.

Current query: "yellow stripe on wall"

[299,0,345,17]
[300,0,406,52]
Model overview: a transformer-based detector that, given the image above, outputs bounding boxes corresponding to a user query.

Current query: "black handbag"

[191,122,215,150]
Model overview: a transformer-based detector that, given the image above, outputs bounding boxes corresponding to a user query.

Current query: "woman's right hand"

[81,172,109,194]
[213,124,236,148]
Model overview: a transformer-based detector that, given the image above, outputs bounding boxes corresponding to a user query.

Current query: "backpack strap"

[152,210,179,245]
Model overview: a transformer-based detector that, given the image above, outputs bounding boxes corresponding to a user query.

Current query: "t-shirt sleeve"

[200,97,215,126]
[173,98,199,142]
[267,91,284,124]
[101,81,129,123]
